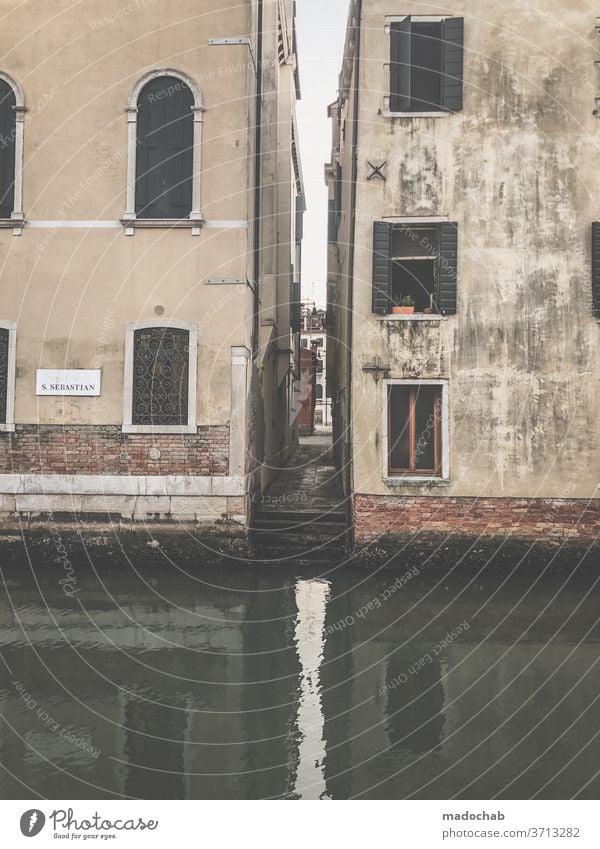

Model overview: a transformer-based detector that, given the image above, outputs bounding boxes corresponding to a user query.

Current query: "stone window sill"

[122,424,198,435]
[0,218,25,234]
[378,314,447,321]
[383,476,452,487]
[120,217,203,235]
[382,111,450,119]
[0,424,15,433]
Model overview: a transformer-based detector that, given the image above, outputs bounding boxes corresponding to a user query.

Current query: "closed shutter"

[136,76,194,219]
[390,18,412,112]
[437,222,458,315]
[593,222,600,317]
[0,328,8,423]
[372,221,392,314]
[441,18,464,113]
[0,81,16,218]
[162,82,194,219]
[291,280,301,333]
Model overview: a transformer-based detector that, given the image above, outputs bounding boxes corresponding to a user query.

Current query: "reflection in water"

[294,579,329,799]
[1,557,600,799]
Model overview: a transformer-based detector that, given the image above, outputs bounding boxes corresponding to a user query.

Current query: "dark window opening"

[135,76,194,219]
[0,328,9,423]
[390,17,464,114]
[391,225,439,312]
[132,327,190,426]
[0,80,16,218]
[315,383,323,401]
[300,338,308,348]
[388,385,442,476]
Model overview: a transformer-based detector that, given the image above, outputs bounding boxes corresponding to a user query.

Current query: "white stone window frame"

[383,15,452,119]
[123,320,198,435]
[0,320,17,432]
[0,72,26,235]
[382,378,450,483]
[122,69,204,236]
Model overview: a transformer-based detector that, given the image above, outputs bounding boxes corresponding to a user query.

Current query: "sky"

[295,0,350,307]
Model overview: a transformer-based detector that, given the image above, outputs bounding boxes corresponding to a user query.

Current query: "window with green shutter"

[0,79,16,218]
[592,222,600,317]
[372,221,458,315]
[135,76,194,219]
[390,17,464,113]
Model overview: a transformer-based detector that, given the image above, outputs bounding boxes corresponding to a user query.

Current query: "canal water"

[1,547,599,799]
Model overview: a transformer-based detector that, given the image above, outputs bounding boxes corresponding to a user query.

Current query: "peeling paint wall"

[331,0,600,500]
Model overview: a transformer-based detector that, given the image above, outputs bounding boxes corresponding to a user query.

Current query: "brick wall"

[354,495,600,543]
[0,425,229,476]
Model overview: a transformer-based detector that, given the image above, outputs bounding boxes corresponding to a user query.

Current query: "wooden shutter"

[593,222,600,317]
[0,81,16,218]
[162,82,194,219]
[372,221,392,314]
[441,18,464,113]
[437,222,458,315]
[390,18,412,112]
[136,76,193,219]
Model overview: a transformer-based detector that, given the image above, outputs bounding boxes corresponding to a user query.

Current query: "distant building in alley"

[327,0,599,545]
[300,301,331,428]
[0,0,304,530]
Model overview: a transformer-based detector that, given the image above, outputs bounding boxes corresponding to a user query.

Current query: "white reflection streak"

[294,578,330,800]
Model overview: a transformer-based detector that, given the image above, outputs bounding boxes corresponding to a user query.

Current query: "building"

[327,0,600,545]
[0,0,304,530]
[298,346,317,436]
[300,301,331,428]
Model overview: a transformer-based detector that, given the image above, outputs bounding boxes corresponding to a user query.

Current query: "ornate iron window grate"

[132,327,190,426]
[0,328,8,423]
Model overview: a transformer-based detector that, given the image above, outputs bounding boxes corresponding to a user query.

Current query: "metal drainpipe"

[252,0,264,359]
[346,0,362,547]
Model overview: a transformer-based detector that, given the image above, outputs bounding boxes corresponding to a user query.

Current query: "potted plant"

[391,295,415,315]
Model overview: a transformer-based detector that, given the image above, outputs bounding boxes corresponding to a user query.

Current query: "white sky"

[295,0,350,307]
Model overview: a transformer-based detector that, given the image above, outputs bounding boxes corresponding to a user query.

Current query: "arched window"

[0,80,16,218]
[0,72,24,227]
[315,383,323,401]
[124,70,203,231]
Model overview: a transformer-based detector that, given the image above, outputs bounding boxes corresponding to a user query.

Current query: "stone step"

[253,509,346,526]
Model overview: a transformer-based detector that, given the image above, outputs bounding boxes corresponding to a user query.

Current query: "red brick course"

[0,425,229,476]
[354,495,600,543]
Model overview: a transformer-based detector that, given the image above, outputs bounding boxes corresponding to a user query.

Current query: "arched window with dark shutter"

[135,76,194,219]
[0,78,16,219]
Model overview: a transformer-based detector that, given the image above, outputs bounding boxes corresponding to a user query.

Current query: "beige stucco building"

[327,0,600,544]
[0,0,304,529]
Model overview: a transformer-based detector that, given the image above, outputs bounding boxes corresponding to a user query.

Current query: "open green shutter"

[437,222,458,315]
[593,223,600,317]
[441,18,464,113]
[390,18,411,112]
[0,81,16,218]
[372,222,392,314]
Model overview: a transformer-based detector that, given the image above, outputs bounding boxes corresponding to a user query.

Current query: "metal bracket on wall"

[208,37,256,71]
[367,160,387,181]
[594,95,600,117]
[362,356,391,382]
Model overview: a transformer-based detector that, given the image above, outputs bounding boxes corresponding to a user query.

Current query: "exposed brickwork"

[0,425,229,476]
[354,495,600,543]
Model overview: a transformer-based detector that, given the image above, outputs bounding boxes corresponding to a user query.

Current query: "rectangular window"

[389,17,464,114]
[123,322,197,434]
[388,385,442,476]
[0,328,9,424]
[0,322,15,431]
[372,221,458,315]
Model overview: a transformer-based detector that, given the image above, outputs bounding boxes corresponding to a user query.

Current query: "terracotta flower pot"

[391,306,415,315]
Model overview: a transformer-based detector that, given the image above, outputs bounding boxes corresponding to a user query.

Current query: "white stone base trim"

[0,474,245,497]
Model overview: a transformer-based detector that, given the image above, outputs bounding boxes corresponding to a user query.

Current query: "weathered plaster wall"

[347,0,600,499]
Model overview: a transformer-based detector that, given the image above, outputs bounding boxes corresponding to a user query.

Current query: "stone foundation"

[0,425,244,525]
[353,495,600,544]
